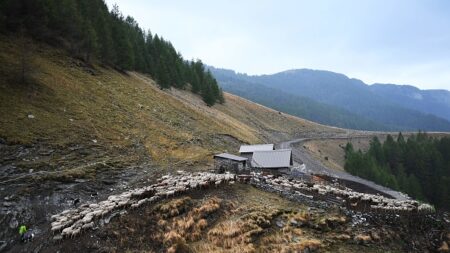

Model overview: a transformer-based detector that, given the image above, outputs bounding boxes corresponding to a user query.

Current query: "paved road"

[278,137,409,200]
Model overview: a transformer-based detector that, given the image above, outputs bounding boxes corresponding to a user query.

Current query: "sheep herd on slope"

[49,171,434,239]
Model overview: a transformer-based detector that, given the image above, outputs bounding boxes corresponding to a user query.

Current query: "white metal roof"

[214,153,248,162]
[239,144,274,153]
[251,149,292,168]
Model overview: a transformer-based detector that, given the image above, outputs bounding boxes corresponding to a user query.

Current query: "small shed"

[251,149,293,169]
[239,144,274,159]
[213,153,248,173]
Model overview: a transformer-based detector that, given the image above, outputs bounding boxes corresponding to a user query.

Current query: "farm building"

[239,144,274,159]
[251,149,293,170]
[213,153,248,173]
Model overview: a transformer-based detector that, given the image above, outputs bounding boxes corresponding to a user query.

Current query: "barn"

[239,144,274,160]
[250,149,293,171]
[213,153,248,173]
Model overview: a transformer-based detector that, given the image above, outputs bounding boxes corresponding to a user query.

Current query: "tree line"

[344,133,450,210]
[0,0,224,105]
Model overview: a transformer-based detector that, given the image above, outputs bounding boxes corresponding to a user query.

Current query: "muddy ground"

[1,140,449,253]
[6,183,450,253]
[0,140,167,252]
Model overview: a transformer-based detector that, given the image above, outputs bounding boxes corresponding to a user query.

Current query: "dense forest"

[344,133,450,210]
[0,0,224,105]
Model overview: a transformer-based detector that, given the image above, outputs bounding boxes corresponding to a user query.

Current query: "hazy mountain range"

[209,67,450,131]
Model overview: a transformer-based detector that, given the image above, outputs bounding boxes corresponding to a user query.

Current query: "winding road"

[278,137,409,200]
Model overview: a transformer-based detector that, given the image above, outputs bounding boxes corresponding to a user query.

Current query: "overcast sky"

[105,0,450,90]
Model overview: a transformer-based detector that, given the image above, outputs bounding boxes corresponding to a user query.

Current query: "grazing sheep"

[71,227,81,238]
[165,190,175,198]
[82,214,93,224]
[51,224,63,234]
[61,227,73,238]
[51,214,61,221]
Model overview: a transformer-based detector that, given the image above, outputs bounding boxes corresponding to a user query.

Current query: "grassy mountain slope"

[0,36,343,171]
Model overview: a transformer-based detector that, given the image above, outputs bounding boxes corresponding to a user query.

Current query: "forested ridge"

[0,0,224,105]
[209,67,389,131]
[344,133,450,210]
[210,67,450,131]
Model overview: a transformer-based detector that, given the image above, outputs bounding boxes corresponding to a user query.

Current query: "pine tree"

[80,19,98,62]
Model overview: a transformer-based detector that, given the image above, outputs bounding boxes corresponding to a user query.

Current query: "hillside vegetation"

[344,133,450,210]
[0,0,223,105]
[0,36,343,174]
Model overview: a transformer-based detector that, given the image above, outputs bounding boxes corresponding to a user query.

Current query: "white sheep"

[82,214,93,223]
[61,227,73,238]
[82,222,94,230]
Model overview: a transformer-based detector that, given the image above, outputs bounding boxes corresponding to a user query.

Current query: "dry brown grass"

[153,197,224,251]
[191,197,221,218]
[196,219,208,230]
[163,230,185,246]
[157,197,192,219]
[259,229,322,253]
[201,208,281,252]
[256,209,324,253]
[207,221,247,248]
[59,184,401,253]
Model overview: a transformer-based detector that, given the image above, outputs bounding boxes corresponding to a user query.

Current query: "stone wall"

[214,158,245,173]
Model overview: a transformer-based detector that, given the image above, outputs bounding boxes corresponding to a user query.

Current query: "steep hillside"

[0,36,344,174]
[214,68,450,131]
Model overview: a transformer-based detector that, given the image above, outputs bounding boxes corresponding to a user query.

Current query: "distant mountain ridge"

[369,83,450,122]
[209,67,450,131]
[210,68,387,130]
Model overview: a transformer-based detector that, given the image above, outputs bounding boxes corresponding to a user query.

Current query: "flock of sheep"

[50,171,236,238]
[250,172,435,214]
[50,170,434,239]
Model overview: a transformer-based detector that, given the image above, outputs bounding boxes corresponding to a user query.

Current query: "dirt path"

[278,137,409,200]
